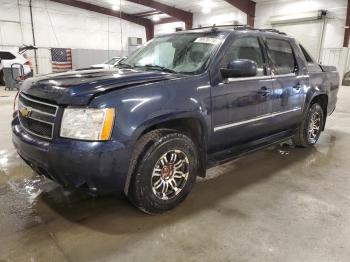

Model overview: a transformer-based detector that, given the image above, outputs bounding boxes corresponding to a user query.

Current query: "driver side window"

[221,37,266,76]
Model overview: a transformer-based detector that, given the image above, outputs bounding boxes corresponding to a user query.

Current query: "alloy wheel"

[151,149,189,200]
[308,111,321,142]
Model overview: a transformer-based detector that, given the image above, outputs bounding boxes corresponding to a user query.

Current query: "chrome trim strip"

[18,93,57,140]
[18,101,56,117]
[214,107,302,132]
[225,73,297,83]
[27,114,54,126]
[272,73,296,79]
[18,115,53,140]
[20,93,58,116]
[296,74,309,79]
[227,75,272,82]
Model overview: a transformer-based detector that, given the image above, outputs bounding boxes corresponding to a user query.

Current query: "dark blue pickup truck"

[12,26,339,213]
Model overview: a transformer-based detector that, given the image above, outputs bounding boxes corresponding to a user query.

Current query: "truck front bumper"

[11,117,132,193]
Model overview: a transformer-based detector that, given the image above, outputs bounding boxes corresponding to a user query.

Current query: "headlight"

[60,108,115,141]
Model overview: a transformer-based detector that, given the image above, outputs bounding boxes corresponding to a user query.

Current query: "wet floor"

[1,87,350,261]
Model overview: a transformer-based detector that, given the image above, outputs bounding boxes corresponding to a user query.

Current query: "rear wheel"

[293,103,324,147]
[128,130,198,214]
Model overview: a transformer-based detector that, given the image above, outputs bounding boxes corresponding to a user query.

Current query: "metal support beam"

[50,0,154,40]
[154,17,180,25]
[224,0,256,27]
[134,10,162,17]
[29,0,38,74]
[344,0,350,47]
[125,0,193,29]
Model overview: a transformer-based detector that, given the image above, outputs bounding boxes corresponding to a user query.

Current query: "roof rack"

[189,24,251,31]
[255,28,287,35]
[188,24,287,35]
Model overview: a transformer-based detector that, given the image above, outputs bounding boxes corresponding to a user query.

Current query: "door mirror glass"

[221,59,257,78]
[11,63,25,82]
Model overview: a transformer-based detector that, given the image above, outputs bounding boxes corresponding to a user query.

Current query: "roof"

[187,25,288,35]
[156,25,290,39]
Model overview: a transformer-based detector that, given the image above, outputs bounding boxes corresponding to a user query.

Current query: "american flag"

[51,48,72,72]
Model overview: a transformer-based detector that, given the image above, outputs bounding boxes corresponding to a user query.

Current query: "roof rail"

[257,28,287,35]
[189,24,251,31]
[188,24,287,35]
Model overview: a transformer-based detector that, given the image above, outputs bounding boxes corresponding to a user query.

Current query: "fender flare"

[124,112,209,195]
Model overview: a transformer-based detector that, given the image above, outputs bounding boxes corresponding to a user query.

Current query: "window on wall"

[128,37,143,46]
[266,38,297,75]
[221,37,265,76]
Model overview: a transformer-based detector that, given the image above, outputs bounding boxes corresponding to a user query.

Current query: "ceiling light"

[112,4,119,11]
[152,15,160,22]
[202,7,211,14]
[199,0,213,7]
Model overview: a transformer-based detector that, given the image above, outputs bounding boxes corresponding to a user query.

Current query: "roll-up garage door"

[273,21,323,60]
[270,11,326,61]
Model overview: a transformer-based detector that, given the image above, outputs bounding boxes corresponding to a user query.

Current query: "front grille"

[19,95,57,115]
[18,93,58,140]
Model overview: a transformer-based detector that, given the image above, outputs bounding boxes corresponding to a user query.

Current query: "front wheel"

[128,130,198,214]
[293,103,324,147]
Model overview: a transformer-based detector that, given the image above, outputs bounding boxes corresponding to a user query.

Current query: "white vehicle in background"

[0,50,31,85]
[91,56,126,69]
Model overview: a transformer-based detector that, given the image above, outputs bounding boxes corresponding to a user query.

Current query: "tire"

[128,130,198,214]
[293,103,324,147]
[0,70,5,86]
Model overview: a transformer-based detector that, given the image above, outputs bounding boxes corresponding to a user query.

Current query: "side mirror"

[220,59,257,78]
[11,63,25,82]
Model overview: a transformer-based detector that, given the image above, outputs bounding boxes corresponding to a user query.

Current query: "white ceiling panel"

[154,0,234,13]
[78,0,248,16]
[82,0,155,14]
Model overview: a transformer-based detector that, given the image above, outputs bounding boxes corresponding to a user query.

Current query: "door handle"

[293,82,302,90]
[257,86,271,96]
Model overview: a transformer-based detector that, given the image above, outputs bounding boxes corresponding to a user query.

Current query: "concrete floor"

[1,86,350,262]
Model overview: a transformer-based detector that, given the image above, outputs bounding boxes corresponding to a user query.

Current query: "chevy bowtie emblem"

[19,107,32,118]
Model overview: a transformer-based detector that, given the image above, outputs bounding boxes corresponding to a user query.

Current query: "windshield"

[121,32,224,74]
[104,57,120,65]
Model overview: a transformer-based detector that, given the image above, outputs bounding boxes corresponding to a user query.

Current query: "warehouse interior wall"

[193,7,247,28]
[154,6,247,36]
[0,0,146,74]
[1,0,349,77]
[255,0,349,77]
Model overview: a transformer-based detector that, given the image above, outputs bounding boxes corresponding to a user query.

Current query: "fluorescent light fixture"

[270,10,325,25]
[199,0,214,7]
[199,0,214,13]
[112,4,119,11]
[152,15,160,22]
[202,7,211,14]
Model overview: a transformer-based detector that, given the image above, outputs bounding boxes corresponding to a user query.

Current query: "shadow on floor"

[33,134,338,235]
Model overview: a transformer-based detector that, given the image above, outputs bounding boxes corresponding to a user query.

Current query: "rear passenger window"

[266,38,297,75]
[222,37,265,76]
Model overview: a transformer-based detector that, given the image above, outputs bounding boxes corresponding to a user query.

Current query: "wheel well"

[139,118,207,177]
[140,118,203,143]
[310,94,328,130]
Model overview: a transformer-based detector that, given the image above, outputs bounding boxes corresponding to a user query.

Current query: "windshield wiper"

[117,62,133,68]
[141,64,177,74]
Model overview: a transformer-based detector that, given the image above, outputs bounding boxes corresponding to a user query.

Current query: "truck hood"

[21,68,182,105]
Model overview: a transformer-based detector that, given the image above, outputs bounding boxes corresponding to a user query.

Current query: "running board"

[207,130,295,168]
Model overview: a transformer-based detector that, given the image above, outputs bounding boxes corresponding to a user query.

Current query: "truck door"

[209,35,273,152]
[265,38,306,132]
